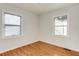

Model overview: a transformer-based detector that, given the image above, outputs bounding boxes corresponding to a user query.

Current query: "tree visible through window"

[4,13,21,36]
[54,15,67,36]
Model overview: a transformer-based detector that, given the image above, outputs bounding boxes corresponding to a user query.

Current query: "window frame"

[53,14,69,37]
[2,12,22,38]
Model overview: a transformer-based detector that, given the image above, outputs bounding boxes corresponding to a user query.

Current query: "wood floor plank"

[0,41,79,56]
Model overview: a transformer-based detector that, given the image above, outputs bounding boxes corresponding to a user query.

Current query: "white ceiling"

[11,3,74,14]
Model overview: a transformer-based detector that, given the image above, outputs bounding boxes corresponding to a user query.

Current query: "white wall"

[40,4,79,51]
[0,3,79,53]
[0,4,39,53]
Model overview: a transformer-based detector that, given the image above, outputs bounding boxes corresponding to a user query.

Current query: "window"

[54,15,67,36]
[4,13,21,36]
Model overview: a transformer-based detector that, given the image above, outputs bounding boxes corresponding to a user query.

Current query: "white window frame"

[2,11,23,39]
[53,13,69,37]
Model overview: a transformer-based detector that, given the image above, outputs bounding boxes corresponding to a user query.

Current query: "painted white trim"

[0,40,38,54]
[52,13,70,38]
[1,10,24,39]
[41,40,79,52]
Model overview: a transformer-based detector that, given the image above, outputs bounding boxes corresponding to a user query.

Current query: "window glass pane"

[55,26,64,35]
[55,15,67,26]
[55,18,63,25]
[64,26,67,35]
[63,20,67,25]
[5,26,20,36]
[5,14,20,25]
[54,15,67,36]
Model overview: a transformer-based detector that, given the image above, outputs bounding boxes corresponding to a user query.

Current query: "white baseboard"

[41,40,79,52]
[0,40,38,54]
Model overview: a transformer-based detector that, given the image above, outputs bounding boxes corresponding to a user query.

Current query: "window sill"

[2,35,23,39]
[54,35,67,38]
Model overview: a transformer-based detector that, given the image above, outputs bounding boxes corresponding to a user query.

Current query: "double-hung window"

[54,15,67,36]
[4,13,21,36]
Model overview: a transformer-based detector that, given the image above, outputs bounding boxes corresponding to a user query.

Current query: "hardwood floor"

[0,41,79,56]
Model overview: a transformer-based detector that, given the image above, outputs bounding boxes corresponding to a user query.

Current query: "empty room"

[0,3,79,56]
